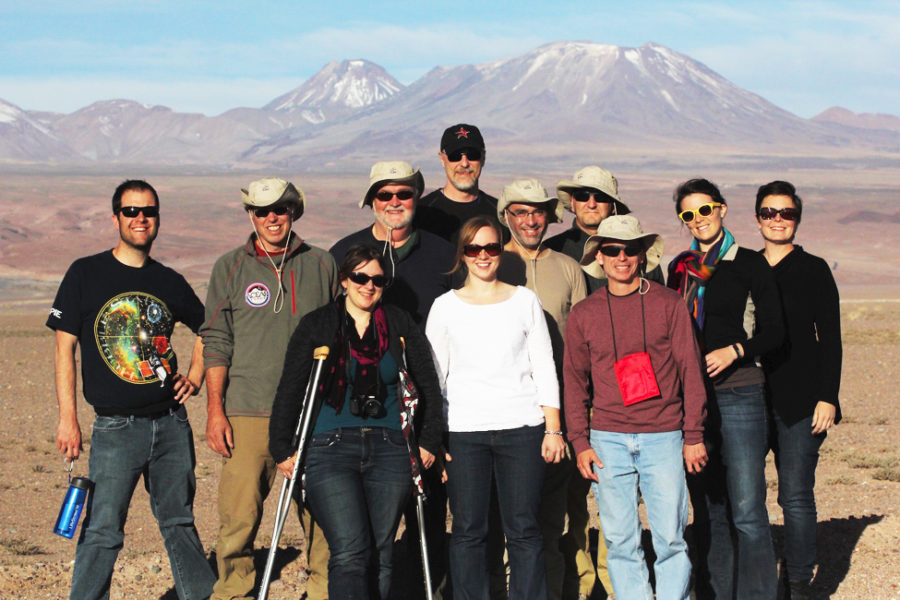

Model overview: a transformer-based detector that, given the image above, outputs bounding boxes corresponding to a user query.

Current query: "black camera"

[349,393,385,418]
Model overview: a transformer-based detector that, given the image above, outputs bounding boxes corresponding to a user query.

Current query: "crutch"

[258,345,330,600]
[398,339,435,600]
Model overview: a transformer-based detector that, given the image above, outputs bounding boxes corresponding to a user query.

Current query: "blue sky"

[1,1,897,118]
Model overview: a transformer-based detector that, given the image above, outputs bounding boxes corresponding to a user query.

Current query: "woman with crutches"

[269,244,444,599]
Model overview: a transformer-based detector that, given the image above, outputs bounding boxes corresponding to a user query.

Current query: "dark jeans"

[446,425,547,600]
[772,412,826,583]
[305,427,412,600]
[690,383,777,600]
[69,406,214,600]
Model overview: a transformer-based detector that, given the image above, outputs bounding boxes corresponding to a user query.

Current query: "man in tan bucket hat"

[547,166,664,294]
[202,177,339,600]
[330,161,456,597]
[494,178,589,600]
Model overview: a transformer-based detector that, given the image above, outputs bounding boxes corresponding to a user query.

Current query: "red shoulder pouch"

[614,351,661,406]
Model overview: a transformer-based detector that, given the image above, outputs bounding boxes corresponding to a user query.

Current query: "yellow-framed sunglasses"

[678,202,722,223]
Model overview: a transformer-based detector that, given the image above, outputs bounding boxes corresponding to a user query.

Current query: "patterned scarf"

[667,228,735,330]
[325,297,390,413]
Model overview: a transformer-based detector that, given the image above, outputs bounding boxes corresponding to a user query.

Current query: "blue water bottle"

[53,476,92,538]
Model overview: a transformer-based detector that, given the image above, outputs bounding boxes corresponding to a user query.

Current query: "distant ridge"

[2,41,899,169]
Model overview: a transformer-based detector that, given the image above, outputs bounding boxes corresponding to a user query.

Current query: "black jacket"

[330,227,455,327]
[269,302,444,463]
[762,246,842,425]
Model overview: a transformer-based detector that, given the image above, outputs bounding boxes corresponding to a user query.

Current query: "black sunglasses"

[374,190,416,202]
[758,207,800,221]
[599,244,643,258]
[572,189,613,203]
[252,205,291,218]
[463,242,502,257]
[118,205,159,218]
[445,148,483,162]
[348,272,388,287]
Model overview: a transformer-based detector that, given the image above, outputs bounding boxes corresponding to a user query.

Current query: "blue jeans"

[590,430,691,600]
[772,412,825,583]
[304,427,412,600]
[446,425,547,600]
[692,383,776,600]
[70,406,214,600]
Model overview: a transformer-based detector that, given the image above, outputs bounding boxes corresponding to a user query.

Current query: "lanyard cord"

[605,289,647,362]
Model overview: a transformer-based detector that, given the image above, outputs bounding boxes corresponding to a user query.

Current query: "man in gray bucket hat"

[565,214,707,600]
[547,166,664,294]
[330,161,455,597]
[202,177,338,600]
[330,160,454,326]
[494,178,588,600]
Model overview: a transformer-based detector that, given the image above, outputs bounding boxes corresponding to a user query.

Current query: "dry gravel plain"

[0,170,898,598]
[0,297,898,599]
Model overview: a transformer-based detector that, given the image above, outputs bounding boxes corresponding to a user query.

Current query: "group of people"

[49,123,841,600]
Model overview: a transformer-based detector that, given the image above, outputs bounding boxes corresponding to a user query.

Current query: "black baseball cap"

[440,123,485,154]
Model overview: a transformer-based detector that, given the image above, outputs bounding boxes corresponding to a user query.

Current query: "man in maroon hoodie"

[563,215,707,600]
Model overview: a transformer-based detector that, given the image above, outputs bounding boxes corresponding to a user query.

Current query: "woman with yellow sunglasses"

[667,178,784,600]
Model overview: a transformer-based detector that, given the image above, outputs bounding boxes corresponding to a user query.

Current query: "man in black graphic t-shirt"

[47,180,214,600]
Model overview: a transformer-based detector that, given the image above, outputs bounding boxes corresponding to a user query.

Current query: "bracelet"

[731,343,744,359]
[544,430,563,436]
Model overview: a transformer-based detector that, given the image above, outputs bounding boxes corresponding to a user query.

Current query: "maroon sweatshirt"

[563,282,707,455]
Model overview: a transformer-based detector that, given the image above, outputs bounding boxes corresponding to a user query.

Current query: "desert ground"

[0,171,898,598]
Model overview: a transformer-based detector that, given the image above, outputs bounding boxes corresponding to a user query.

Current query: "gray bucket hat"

[580,214,664,280]
[241,177,305,218]
[360,161,425,208]
[556,166,630,215]
[497,178,564,227]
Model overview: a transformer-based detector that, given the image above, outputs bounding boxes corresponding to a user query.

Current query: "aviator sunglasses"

[678,202,722,223]
[374,190,416,202]
[118,205,159,218]
[463,242,502,257]
[758,206,800,221]
[252,205,291,218]
[599,244,643,258]
[348,272,388,287]
[445,148,484,162]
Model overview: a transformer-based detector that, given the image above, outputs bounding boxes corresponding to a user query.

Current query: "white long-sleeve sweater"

[425,286,559,432]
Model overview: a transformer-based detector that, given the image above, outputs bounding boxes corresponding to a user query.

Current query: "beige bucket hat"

[360,161,425,208]
[241,177,305,218]
[580,214,664,280]
[496,178,563,227]
[556,166,630,215]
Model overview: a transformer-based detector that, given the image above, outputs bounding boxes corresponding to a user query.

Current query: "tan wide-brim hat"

[556,166,630,215]
[360,160,425,208]
[580,214,664,280]
[496,178,563,227]
[241,177,305,218]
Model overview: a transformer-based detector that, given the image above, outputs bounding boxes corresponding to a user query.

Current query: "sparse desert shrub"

[826,475,856,485]
[1,537,44,556]
[872,467,900,482]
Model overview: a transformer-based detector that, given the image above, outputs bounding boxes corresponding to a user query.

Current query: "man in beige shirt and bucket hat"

[493,178,590,600]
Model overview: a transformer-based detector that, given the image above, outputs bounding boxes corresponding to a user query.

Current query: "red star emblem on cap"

[455,127,470,139]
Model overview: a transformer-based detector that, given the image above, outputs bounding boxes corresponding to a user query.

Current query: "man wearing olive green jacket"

[201,178,338,600]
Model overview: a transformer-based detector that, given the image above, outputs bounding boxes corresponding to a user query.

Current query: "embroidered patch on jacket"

[245,283,271,308]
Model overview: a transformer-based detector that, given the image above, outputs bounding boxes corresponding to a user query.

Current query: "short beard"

[450,174,479,193]
[375,211,413,232]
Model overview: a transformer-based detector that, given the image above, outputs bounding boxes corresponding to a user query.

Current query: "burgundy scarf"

[324,297,389,413]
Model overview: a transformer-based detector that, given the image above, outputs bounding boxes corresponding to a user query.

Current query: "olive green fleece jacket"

[201,233,338,416]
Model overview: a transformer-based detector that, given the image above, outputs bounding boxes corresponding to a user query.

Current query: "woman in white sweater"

[426,215,564,600]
